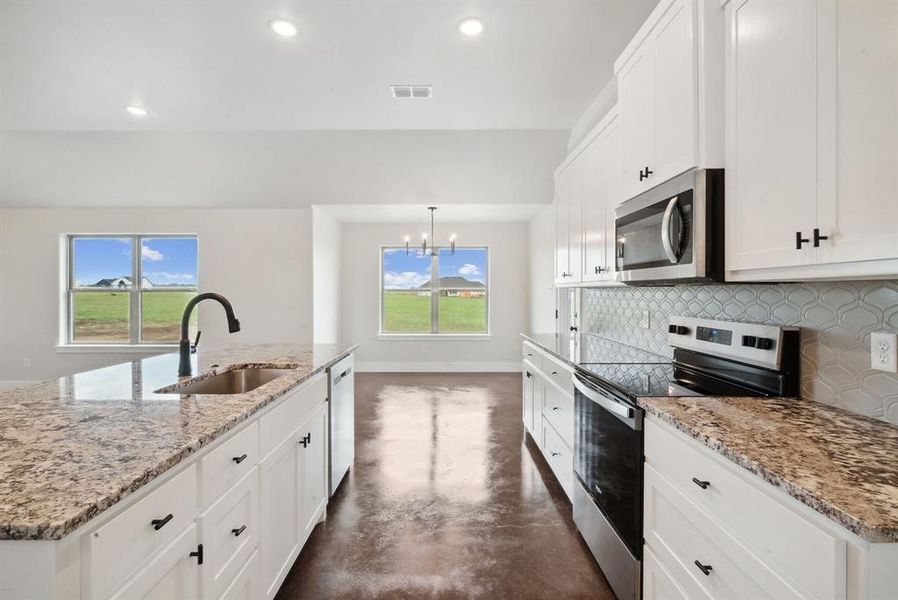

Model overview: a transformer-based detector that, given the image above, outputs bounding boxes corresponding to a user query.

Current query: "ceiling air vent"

[390,85,432,99]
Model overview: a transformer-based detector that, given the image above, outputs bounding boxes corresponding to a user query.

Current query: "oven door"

[573,374,643,557]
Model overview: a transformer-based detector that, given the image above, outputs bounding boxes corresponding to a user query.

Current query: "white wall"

[312,207,341,344]
[0,208,313,381]
[340,222,529,371]
[0,130,567,208]
[528,205,557,333]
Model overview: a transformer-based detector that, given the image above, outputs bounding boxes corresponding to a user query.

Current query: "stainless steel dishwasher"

[328,354,354,496]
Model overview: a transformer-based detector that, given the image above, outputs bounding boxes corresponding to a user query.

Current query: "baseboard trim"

[356,361,521,373]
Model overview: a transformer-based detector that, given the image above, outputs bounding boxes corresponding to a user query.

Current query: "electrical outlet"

[22,357,30,369]
[642,310,651,329]
[870,332,898,373]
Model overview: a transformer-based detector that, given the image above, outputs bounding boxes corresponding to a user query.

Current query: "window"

[381,247,488,335]
[65,235,198,345]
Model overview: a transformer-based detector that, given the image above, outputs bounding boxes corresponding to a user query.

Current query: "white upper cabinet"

[581,110,621,283]
[725,0,818,272]
[725,0,898,281]
[554,157,582,284]
[616,0,724,202]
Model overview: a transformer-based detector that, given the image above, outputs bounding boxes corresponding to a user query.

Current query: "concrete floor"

[275,372,614,599]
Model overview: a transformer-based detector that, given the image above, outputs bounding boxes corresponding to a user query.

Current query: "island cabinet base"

[644,416,898,600]
[0,370,334,600]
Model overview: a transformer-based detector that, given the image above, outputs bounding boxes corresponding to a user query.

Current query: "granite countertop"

[639,396,898,543]
[0,342,357,541]
[521,332,668,366]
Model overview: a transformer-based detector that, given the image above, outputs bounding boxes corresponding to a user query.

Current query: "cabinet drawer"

[645,463,804,600]
[645,419,845,599]
[542,355,574,397]
[260,373,327,458]
[89,464,198,599]
[200,421,258,508]
[522,341,544,372]
[542,381,573,449]
[541,417,573,500]
[198,467,259,600]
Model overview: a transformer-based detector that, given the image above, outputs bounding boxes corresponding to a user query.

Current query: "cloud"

[458,263,480,276]
[141,244,165,261]
[148,272,195,283]
[383,271,429,289]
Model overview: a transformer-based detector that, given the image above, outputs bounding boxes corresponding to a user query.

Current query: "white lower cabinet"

[521,342,575,502]
[644,415,898,600]
[0,367,346,600]
[107,524,200,600]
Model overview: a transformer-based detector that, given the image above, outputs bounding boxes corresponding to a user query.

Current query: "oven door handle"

[573,376,639,429]
[661,195,681,264]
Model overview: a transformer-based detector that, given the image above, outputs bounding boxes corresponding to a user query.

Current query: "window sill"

[55,344,178,354]
[376,334,493,341]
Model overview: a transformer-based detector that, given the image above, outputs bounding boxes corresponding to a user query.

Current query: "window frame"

[62,234,199,347]
[378,245,491,338]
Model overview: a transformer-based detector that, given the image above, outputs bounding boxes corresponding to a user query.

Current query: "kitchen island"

[0,342,356,599]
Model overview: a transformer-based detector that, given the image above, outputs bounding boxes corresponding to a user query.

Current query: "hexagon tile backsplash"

[582,281,898,426]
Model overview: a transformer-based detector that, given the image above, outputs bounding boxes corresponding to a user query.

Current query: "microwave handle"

[661,196,681,264]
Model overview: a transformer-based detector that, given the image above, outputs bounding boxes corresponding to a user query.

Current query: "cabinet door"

[108,524,199,600]
[299,403,328,539]
[566,159,583,283]
[580,138,606,282]
[522,368,534,433]
[816,1,898,265]
[618,44,655,202]
[652,0,697,184]
[259,430,301,600]
[554,176,570,283]
[602,116,622,280]
[725,0,818,272]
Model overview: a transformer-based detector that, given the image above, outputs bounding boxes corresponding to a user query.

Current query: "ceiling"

[0,0,656,131]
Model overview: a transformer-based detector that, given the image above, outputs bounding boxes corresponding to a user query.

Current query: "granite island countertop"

[639,396,898,543]
[0,342,357,541]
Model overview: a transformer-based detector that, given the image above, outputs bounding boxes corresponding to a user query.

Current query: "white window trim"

[378,244,491,337]
[59,234,199,349]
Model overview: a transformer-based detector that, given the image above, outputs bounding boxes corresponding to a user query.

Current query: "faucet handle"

[191,330,202,354]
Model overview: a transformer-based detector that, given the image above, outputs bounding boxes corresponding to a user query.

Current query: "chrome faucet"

[178,293,241,377]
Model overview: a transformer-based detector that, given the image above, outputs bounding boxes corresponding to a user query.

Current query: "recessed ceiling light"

[269,18,298,37]
[458,17,484,37]
[125,105,147,118]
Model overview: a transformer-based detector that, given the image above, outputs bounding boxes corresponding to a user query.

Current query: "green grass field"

[383,292,486,333]
[73,291,196,342]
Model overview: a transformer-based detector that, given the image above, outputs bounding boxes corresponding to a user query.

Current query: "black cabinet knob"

[796,231,810,249]
[232,524,247,537]
[190,544,204,565]
[813,228,829,247]
[692,477,711,490]
[151,514,173,531]
[694,560,713,576]
[232,453,248,464]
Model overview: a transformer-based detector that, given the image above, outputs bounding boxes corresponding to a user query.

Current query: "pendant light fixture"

[405,207,456,256]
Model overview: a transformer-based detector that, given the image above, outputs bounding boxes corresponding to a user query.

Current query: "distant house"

[417,276,485,297]
[92,276,155,289]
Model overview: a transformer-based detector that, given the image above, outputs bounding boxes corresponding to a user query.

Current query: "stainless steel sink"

[171,368,294,395]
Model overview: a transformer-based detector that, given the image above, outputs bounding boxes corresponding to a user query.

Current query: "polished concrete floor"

[276,373,614,599]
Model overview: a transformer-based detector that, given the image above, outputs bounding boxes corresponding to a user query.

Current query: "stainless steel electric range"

[570,317,800,600]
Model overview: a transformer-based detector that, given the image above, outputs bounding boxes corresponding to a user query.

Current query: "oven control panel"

[668,316,797,369]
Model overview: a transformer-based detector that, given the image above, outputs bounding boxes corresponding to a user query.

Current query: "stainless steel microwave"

[614,168,724,284]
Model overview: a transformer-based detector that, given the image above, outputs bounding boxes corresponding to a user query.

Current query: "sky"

[383,247,487,290]
[73,237,198,287]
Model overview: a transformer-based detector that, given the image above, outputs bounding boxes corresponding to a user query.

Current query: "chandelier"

[404,206,456,256]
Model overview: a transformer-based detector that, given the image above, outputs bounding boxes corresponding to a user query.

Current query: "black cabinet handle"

[232,453,248,464]
[299,433,311,448]
[151,514,173,531]
[526,371,532,379]
[691,477,710,490]
[551,451,560,457]
[595,265,604,274]
[694,560,712,576]
[552,406,560,411]
[190,544,204,565]
[796,231,810,249]
[551,371,558,375]
[639,167,654,181]
[570,326,578,332]
[232,524,247,537]
[813,228,829,247]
